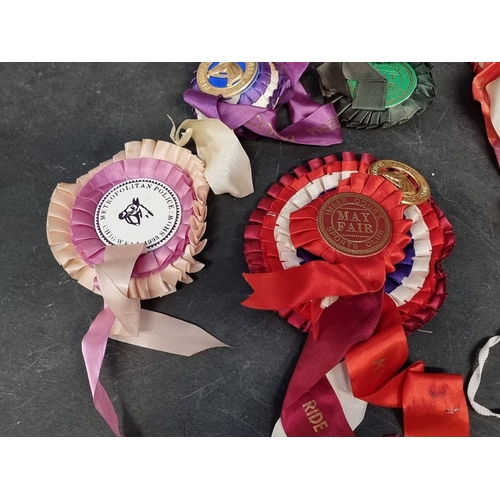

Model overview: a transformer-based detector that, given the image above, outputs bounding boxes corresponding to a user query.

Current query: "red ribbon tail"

[345,295,470,436]
[242,261,384,310]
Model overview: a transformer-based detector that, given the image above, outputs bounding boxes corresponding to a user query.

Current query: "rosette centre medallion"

[94,178,182,251]
[317,192,392,257]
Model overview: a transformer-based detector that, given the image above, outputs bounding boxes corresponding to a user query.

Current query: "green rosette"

[316,62,436,129]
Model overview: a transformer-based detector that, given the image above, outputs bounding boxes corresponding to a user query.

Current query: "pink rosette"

[47,139,208,300]
[46,139,228,437]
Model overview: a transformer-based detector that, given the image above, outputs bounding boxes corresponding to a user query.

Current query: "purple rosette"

[184,62,343,146]
[192,62,279,108]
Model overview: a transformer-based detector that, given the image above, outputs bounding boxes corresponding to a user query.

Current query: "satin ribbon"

[241,249,390,435]
[184,63,343,146]
[280,290,385,436]
[472,63,500,168]
[267,290,469,437]
[242,222,469,436]
[316,62,388,111]
[271,361,368,436]
[242,260,385,311]
[345,294,469,436]
[169,117,254,198]
[82,243,228,436]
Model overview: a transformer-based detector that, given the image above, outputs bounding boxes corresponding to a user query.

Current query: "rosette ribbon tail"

[278,289,386,436]
[170,117,254,198]
[344,294,470,436]
[242,260,386,311]
[242,259,388,436]
[82,243,228,436]
[272,290,470,437]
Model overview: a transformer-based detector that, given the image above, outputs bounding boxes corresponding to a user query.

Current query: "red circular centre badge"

[317,192,392,257]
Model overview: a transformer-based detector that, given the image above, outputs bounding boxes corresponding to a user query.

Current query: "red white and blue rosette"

[242,152,468,437]
[243,151,454,335]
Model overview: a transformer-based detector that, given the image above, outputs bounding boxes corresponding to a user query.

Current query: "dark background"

[1,62,499,437]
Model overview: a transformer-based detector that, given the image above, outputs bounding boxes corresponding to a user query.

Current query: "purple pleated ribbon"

[71,158,194,278]
[237,62,273,106]
[184,63,343,146]
[192,62,274,107]
[385,241,415,293]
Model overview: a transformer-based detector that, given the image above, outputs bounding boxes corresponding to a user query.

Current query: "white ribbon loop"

[468,335,500,417]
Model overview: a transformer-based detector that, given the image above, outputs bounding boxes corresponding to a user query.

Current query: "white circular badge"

[94,178,182,251]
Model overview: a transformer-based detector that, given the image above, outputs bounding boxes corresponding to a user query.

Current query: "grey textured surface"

[1,62,499,437]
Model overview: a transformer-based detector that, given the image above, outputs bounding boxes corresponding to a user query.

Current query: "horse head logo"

[118,197,154,226]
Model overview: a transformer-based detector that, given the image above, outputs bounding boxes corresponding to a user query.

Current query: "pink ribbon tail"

[81,307,122,437]
[81,243,228,436]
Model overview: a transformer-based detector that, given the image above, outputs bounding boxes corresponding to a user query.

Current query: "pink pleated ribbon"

[82,243,228,436]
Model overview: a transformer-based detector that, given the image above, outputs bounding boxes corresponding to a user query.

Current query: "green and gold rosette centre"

[316,62,436,129]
